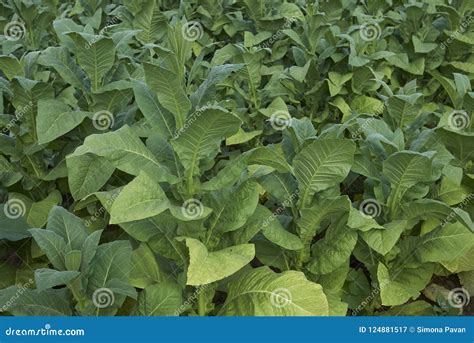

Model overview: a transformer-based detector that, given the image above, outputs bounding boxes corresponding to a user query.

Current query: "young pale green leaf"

[185,238,255,286]
[360,221,406,255]
[293,139,355,207]
[416,223,474,263]
[383,151,433,213]
[109,172,170,224]
[67,33,116,91]
[258,206,303,250]
[172,107,242,174]
[378,263,434,306]
[219,267,329,316]
[144,63,190,128]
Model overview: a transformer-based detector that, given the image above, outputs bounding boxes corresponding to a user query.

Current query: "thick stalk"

[198,290,206,316]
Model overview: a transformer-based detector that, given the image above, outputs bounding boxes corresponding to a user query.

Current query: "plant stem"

[186,170,194,198]
[198,289,206,316]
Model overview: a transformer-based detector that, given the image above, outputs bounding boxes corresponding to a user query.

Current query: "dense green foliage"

[0,0,473,316]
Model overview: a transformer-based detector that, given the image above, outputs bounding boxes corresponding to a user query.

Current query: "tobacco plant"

[0,0,473,316]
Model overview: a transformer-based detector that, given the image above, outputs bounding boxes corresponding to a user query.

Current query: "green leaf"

[0,287,72,316]
[172,107,242,175]
[129,244,162,289]
[259,206,303,250]
[206,180,260,239]
[109,172,170,224]
[38,46,85,88]
[46,206,88,250]
[132,80,175,137]
[29,228,66,270]
[383,151,432,214]
[185,238,255,286]
[0,56,24,80]
[416,223,474,263]
[293,139,355,207]
[220,267,329,316]
[66,153,115,200]
[360,221,406,255]
[87,240,134,315]
[307,218,358,275]
[378,262,434,306]
[36,99,89,144]
[144,63,190,128]
[67,33,116,91]
[0,204,30,241]
[133,282,182,316]
[73,125,178,183]
[35,268,80,291]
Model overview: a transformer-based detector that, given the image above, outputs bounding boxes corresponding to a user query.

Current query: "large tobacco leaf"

[0,0,473,317]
